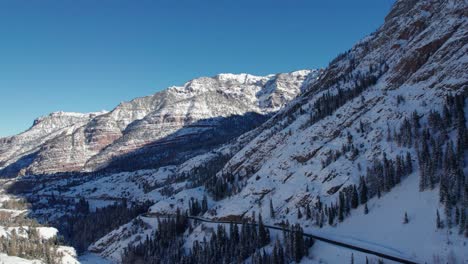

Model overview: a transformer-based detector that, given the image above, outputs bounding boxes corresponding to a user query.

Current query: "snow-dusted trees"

[313,151,414,227]
[403,212,409,224]
[270,199,275,219]
[436,209,443,229]
[281,222,313,263]
[365,153,413,199]
[308,65,383,126]
[57,199,151,253]
[0,232,62,264]
[189,196,208,216]
[122,209,187,264]
[391,93,467,235]
[359,176,368,205]
[258,213,270,247]
[0,201,62,264]
[122,213,312,264]
[297,94,465,231]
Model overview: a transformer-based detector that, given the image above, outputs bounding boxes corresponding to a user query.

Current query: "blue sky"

[0,0,394,137]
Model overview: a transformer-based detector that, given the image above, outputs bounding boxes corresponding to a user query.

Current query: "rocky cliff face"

[0,70,318,176]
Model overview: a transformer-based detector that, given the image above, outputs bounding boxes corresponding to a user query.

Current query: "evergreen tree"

[460,209,466,235]
[306,203,312,220]
[436,209,443,229]
[405,152,413,175]
[403,212,409,224]
[364,203,369,215]
[202,195,208,213]
[292,224,305,263]
[351,185,359,209]
[258,213,270,247]
[445,201,453,229]
[359,177,368,205]
[270,199,275,219]
[319,210,324,228]
[338,192,345,222]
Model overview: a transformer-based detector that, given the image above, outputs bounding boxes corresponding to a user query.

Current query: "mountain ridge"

[0,70,319,176]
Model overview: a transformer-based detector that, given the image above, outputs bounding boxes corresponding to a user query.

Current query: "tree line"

[53,198,151,252]
[122,209,313,264]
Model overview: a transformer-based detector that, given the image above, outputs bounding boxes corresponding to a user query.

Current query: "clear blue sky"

[0,0,394,137]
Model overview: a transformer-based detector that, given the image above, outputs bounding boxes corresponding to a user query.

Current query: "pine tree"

[306,203,312,220]
[364,203,369,215]
[292,224,305,263]
[338,192,345,222]
[297,207,302,219]
[272,240,283,264]
[465,215,468,238]
[419,140,430,191]
[395,155,403,184]
[270,199,275,219]
[351,185,359,209]
[445,201,453,229]
[405,152,413,175]
[359,177,368,205]
[319,210,324,228]
[202,195,208,213]
[258,213,269,247]
[436,209,443,229]
[403,212,409,224]
[460,209,466,234]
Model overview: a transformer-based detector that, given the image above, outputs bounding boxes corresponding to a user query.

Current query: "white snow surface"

[88,216,159,263]
[308,173,468,264]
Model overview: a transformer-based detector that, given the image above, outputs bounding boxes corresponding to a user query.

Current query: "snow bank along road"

[142,213,419,264]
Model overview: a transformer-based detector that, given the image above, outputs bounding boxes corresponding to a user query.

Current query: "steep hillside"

[0,70,317,176]
[205,0,466,216]
[139,0,466,262]
[4,0,467,263]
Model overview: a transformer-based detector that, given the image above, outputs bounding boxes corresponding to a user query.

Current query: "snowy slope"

[311,172,468,264]
[3,0,467,263]
[145,0,467,262]
[88,216,159,263]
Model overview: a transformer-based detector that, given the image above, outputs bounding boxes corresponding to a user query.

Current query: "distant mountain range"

[0,70,318,176]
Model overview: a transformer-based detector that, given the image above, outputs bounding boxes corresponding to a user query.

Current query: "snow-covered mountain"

[0,70,317,176]
[208,0,468,217]
[2,0,467,263]
[54,0,466,262]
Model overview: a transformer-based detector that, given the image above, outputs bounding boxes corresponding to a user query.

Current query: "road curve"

[142,213,419,264]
